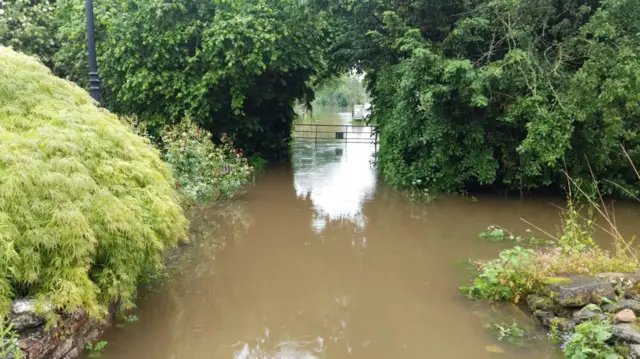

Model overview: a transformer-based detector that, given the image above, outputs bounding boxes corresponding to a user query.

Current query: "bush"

[0,47,188,318]
[563,320,618,359]
[161,119,253,203]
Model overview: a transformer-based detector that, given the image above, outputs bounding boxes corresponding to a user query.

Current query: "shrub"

[562,320,618,359]
[0,47,188,318]
[461,247,537,303]
[161,119,253,203]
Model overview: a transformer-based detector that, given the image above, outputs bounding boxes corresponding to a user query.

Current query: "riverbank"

[463,196,640,358]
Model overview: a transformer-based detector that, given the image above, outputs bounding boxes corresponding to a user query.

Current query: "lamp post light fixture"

[85,0,101,102]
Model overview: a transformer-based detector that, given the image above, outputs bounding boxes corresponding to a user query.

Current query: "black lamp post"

[85,0,101,102]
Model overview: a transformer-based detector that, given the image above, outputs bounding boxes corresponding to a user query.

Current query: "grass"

[0,47,188,320]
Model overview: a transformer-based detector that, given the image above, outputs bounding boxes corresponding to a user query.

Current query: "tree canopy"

[2,0,640,194]
[316,0,640,195]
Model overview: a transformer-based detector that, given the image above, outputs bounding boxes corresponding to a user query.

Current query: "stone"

[526,294,557,312]
[544,276,616,307]
[603,299,640,314]
[615,309,637,323]
[597,272,640,289]
[50,339,74,359]
[619,299,640,313]
[10,298,52,330]
[61,348,79,359]
[613,324,640,343]
[572,309,601,323]
[533,311,556,326]
[630,344,640,359]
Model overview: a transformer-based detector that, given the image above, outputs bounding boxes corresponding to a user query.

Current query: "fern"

[0,47,189,318]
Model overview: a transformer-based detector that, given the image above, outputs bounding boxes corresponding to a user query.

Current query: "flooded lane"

[96,113,640,359]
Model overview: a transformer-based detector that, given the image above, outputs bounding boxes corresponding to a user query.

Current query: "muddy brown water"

[95,113,640,359]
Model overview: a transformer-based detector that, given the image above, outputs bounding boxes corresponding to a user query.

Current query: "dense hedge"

[0,47,188,318]
[318,0,640,196]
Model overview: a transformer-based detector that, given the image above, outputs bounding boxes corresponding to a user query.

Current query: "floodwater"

[96,112,640,359]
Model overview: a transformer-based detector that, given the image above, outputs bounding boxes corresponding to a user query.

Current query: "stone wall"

[528,272,640,358]
[7,299,112,359]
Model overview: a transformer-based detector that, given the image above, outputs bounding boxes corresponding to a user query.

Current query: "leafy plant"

[562,320,619,359]
[161,119,253,203]
[461,247,537,303]
[124,314,139,323]
[86,340,108,357]
[318,0,640,196]
[55,0,328,160]
[486,322,525,345]
[478,226,521,242]
[0,319,24,359]
[0,48,188,319]
[0,0,58,68]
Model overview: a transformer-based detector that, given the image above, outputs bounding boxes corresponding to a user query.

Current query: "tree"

[55,0,329,159]
[317,0,640,195]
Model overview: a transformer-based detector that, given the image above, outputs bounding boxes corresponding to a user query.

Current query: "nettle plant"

[161,119,253,203]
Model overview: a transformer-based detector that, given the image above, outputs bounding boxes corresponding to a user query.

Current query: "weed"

[460,247,537,303]
[562,320,618,359]
[0,319,24,359]
[486,322,525,345]
[124,315,139,323]
[86,341,108,357]
[406,186,436,203]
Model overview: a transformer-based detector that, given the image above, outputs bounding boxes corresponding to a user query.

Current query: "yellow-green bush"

[0,47,188,318]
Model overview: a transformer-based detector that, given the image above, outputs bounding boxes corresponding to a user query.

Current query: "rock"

[620,299,640,313]
[613,324,640,343]
[526,295,557,312]
[549,317,576,331]
[603,299,640,314]
[615,309,637,323]
[544,276,616,307]
[10,299,51,330]
[597,272,640,289]
[61,348,79,359]
[572,309,601,323]
[603,303,619,313]
[630,344,640,359]
[50,339,74,359]
[533,311,556,326]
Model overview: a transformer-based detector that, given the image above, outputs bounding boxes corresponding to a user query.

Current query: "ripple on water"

[234,336,325,359]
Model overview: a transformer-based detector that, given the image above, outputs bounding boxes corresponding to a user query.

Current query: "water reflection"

[233,334,324,359]
[292,115,377,233]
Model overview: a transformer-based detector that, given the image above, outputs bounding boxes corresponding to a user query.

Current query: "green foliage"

[55,0,328,160]
[312,74,367,108]
[0,0,58,68]
[563,320,619,359]
[486,322,525,345]
[318,0,640,196]
[124,314,138,323]
[86,340,108,357]
[0,319,24,359]
[461,247,537,303]
[0,48,188,318]
[161,119,253,203]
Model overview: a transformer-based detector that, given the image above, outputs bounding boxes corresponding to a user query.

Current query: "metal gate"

[292,123,378,148]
